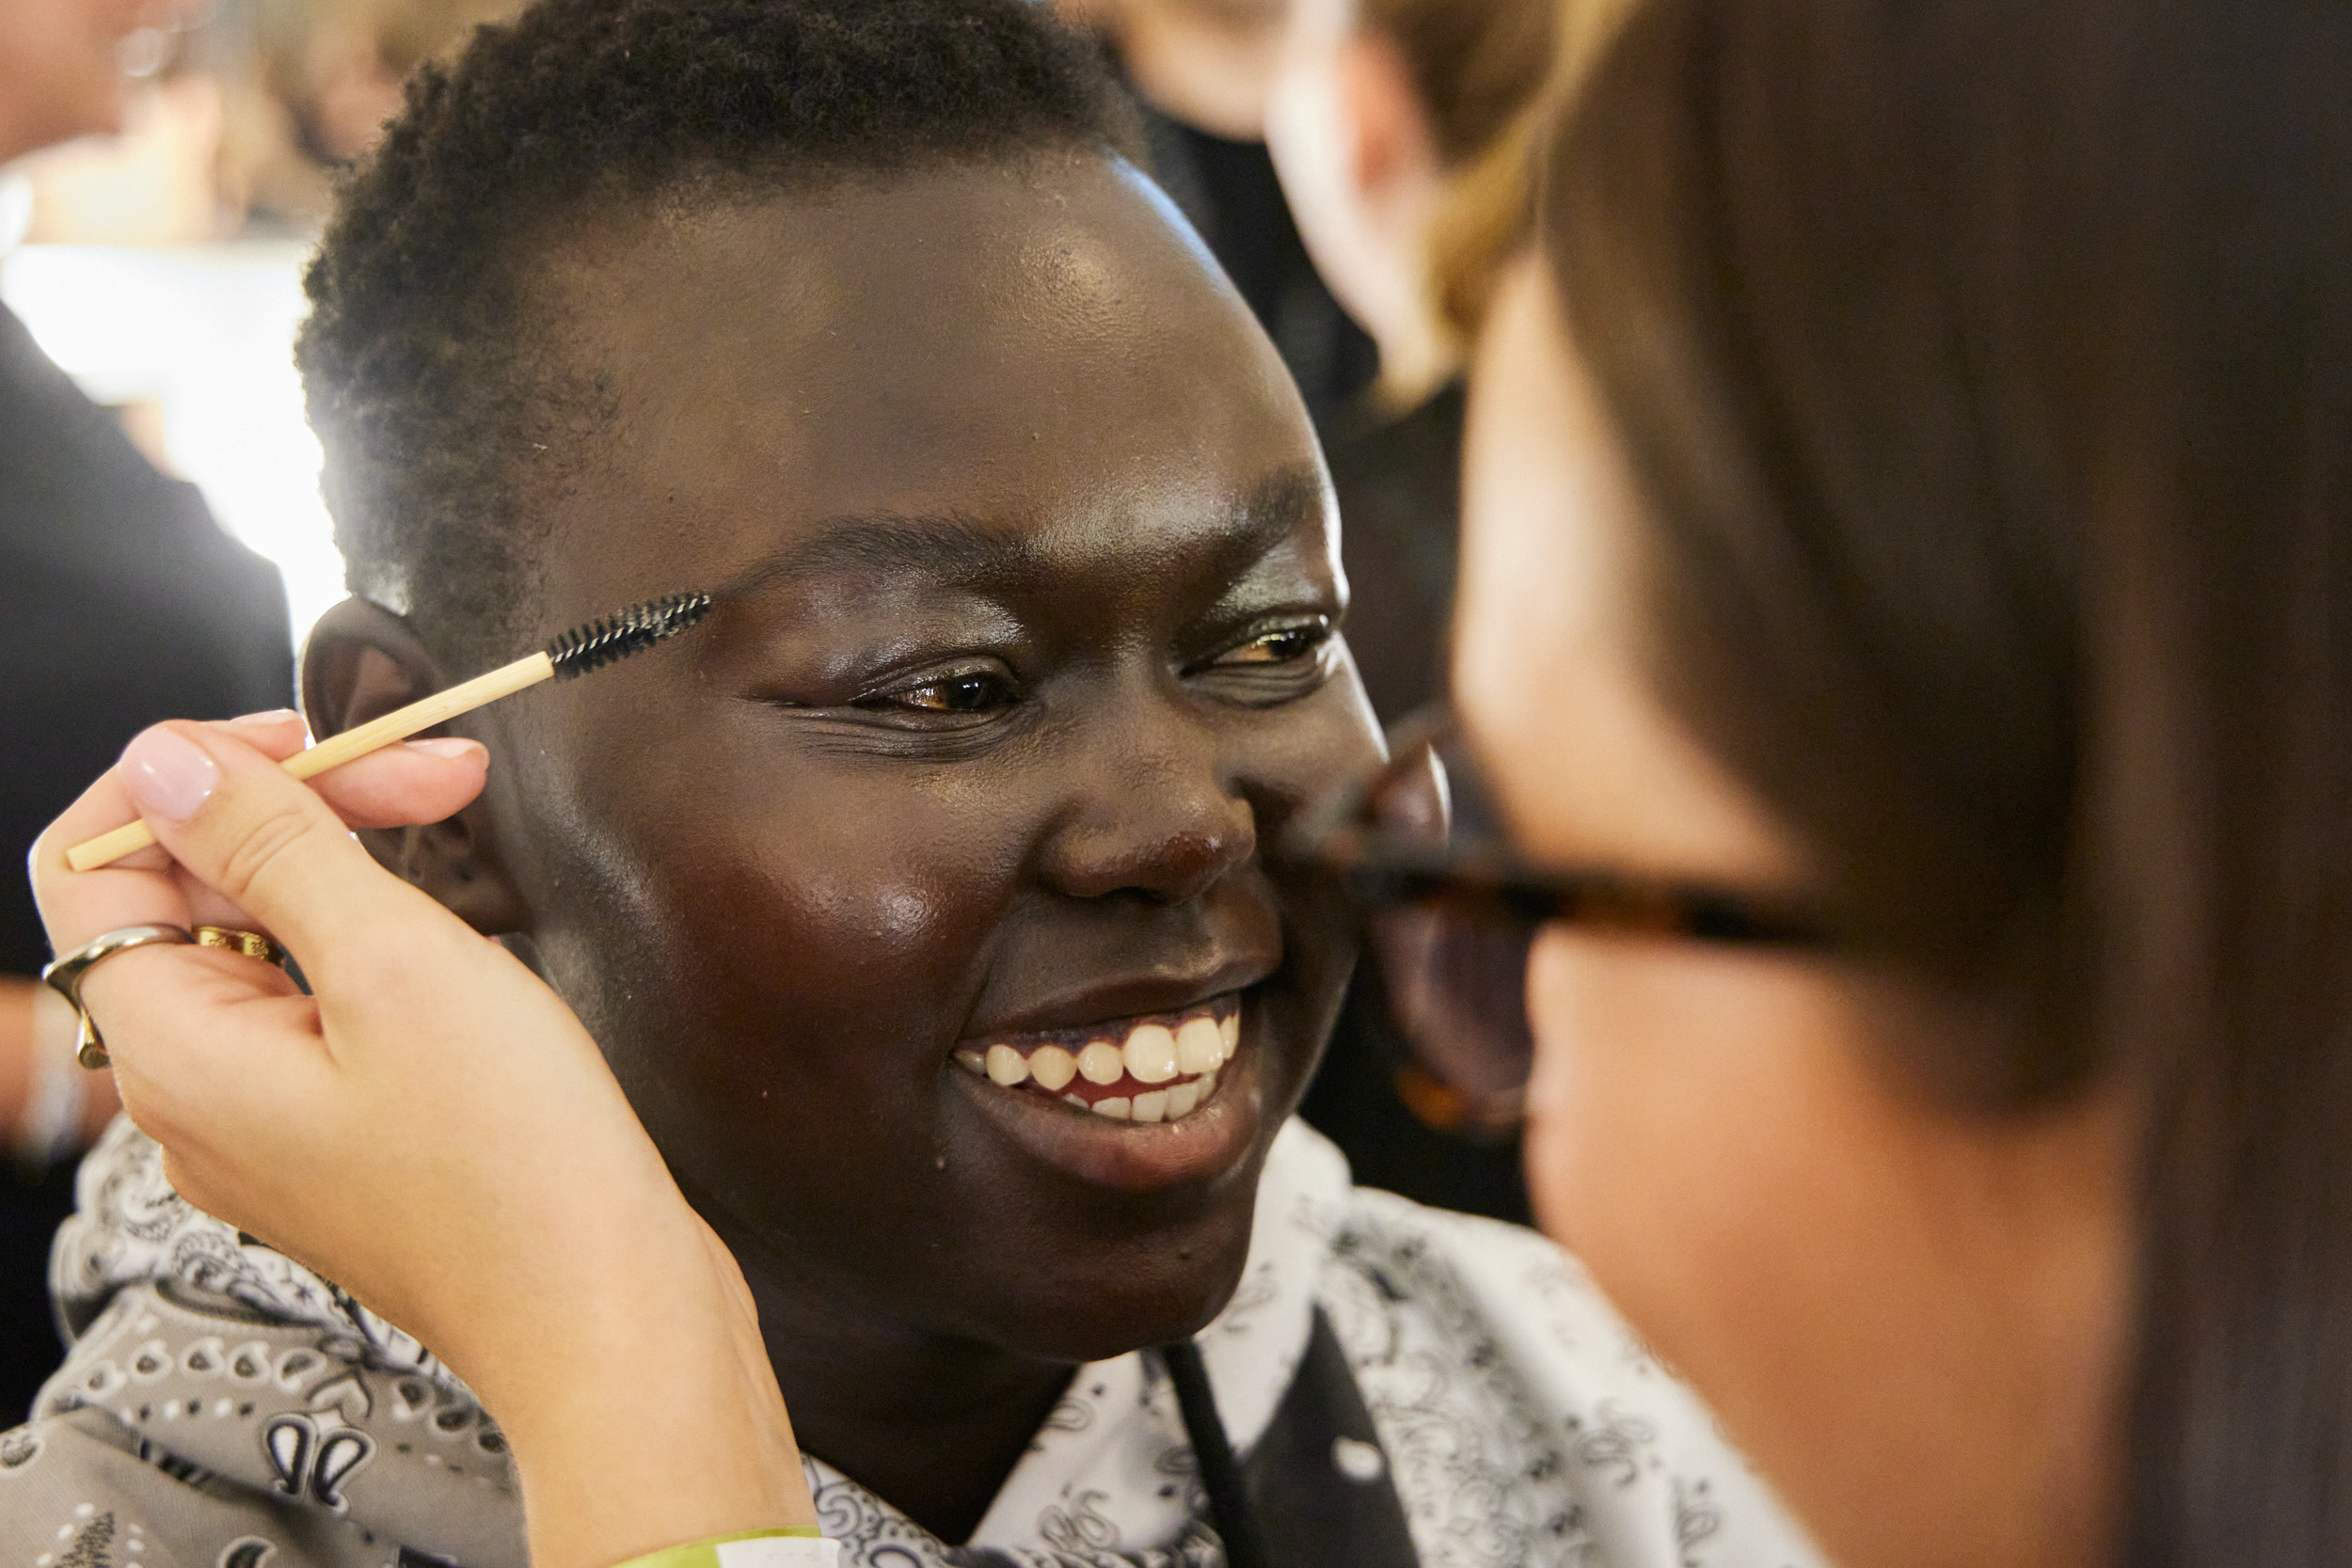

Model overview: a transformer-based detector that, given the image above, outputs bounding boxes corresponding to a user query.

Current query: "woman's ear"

[1337,31,1441,210]
[300,598,533,936]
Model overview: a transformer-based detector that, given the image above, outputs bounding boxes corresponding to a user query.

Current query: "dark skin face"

[302,150,1378,1541]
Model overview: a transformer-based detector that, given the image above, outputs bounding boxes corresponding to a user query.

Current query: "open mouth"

[952,995,1241,1124]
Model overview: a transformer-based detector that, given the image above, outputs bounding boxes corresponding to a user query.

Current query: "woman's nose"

[1036,709,1258,905]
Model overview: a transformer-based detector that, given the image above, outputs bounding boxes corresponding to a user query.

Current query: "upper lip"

[960,955,1276,1041]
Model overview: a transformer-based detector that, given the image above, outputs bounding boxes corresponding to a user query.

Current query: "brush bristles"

[543,592,714,679]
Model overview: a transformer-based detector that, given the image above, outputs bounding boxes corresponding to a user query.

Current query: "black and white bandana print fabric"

[0,1117,1823,1568]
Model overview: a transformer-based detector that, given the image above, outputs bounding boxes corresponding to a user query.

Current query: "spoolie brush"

[544,592,714,679]
[66,592,715,872]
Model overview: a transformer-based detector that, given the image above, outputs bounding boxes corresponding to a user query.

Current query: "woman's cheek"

[1519,928,1677,1282]
[1518,927,1838,1382]
[1521,929,1598,1247]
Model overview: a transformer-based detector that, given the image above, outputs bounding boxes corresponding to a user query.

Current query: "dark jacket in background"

[1327,382,1465,723]
[0,300,291,1418]
[1137,110,1380,427]
[1301,382,1530,1225]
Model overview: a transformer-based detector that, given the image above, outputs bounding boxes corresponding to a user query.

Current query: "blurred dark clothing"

[0,300,291,1419]
[1137,109,1380,427]
[1328,382,1466,723]
[1300,379,1529,1226]
[1301,969,1531,1224]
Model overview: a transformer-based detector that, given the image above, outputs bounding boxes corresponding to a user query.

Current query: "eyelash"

[1210,621,1333,668]
[855,668,1020,717]
[851,618,1337,719]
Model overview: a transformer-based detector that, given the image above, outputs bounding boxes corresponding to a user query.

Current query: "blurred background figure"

[1263,0,1565,1223]
[1265,0,1558,723]
[0,0,288,1423]
[245,0,522,225]
[1057,0,1378,425]
[0,0,515,1421]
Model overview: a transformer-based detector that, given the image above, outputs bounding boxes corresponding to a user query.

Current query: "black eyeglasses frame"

[1285,715,1836,953]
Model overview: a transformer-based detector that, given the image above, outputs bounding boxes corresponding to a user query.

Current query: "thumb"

[118,721,445,981]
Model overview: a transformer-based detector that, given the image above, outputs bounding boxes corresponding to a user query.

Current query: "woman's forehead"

[532,153,1324,603]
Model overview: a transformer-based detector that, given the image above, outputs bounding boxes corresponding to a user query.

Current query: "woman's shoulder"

[1313,1168,1823,1568]
[0,1399,289,1565]
[7,1272,526,1568]
[18,1120,526,1568]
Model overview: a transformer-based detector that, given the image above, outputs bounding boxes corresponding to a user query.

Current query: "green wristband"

[611,1528,834,1568]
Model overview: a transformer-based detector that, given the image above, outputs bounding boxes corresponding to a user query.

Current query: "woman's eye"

[865,671,1016,715]
[1217,623,1332,666]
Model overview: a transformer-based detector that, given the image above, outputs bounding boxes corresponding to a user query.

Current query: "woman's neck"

[1371,310,1459,417]
[708,1207,1082,1544]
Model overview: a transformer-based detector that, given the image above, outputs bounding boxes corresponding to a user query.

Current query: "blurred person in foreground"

[1440,0,2352,1561]
[1,2,1820,1565]
[0,0,289,1421]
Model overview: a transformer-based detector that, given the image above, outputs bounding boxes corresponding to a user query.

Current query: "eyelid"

[1201,614,1336,666]
[851,657,1019,706]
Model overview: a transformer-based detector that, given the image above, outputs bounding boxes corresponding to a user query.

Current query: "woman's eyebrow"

[715,513,1022,602]
[713,465,1330,604]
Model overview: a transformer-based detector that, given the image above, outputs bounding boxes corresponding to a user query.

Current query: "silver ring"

[40,924,194,1069]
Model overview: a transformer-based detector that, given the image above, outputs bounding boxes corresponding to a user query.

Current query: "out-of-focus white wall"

[0,238,345,653]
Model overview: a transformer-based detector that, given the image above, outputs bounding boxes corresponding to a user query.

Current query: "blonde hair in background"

[1425,0,1645,346]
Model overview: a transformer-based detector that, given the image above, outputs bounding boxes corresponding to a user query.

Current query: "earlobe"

[299,597,534,935]
[1338,33,1438,198]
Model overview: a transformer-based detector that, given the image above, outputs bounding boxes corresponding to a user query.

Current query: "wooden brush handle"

[65,653,556,874]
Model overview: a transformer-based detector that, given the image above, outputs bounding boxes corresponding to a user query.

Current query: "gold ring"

[41,925,194,1069]
[194,927,288,968]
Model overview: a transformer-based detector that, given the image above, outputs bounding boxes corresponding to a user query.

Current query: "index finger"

[30,711,311,963]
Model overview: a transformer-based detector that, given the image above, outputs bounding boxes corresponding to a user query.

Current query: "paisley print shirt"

[0,1117,1822,1568]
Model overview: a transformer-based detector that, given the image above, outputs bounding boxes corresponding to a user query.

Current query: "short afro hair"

[296,0,1139,668]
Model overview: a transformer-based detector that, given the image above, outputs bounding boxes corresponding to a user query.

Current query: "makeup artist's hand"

[29,713,814,1568]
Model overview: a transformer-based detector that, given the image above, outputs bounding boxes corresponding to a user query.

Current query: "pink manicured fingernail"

[405,737,484,761]
[120,727,220,822]
[230,708,304,727]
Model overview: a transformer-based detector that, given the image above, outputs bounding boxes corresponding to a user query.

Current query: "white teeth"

[1029,1044,1077,1092]
[1175,1016,1223,1075]
[966,1006,1236,1118]
[1124,1024,1179,1085]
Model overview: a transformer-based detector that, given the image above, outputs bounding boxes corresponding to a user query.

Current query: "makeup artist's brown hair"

[1547,0,2352,1560]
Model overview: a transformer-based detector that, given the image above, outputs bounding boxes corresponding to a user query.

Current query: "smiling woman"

[3,3,1820,1568]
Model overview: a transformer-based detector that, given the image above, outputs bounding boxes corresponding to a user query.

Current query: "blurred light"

[0,241,343,653]
[117,27,171,79]
[0,175,30,252]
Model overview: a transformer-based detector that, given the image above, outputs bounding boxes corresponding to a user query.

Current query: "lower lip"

[950,1022,1262,1194]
